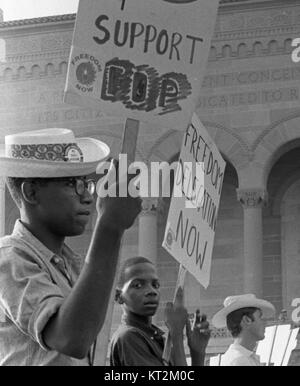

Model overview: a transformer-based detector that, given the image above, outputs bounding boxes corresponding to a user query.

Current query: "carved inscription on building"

[4,32,72,55]
[0,107,106,126]
[198,66,300,109]
[37,108,105,124]
[0,90,64,108]
[215,7,299,34]
[198,87,299,110]
[202,67,300,89]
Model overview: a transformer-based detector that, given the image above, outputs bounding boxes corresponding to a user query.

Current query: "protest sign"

[256,324,299,366]
[210,324,299,366]
[162,113,226,288]
[64,0,220,131]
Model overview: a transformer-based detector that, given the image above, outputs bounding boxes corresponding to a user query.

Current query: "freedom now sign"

[162,114,226,288]
[64,0,219,131]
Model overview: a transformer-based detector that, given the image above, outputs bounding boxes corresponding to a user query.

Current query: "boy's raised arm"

[42,168,142,359]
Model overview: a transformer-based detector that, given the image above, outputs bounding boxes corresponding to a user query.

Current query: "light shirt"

[221,342,261,366]
[0,220,89,366]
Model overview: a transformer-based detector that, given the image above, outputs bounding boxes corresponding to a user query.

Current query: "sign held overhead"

[64,0,220,130]
[162,114,226,288]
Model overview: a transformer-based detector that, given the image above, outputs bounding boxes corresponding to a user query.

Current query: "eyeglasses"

[66,177,96,196]
[27,177,96,197]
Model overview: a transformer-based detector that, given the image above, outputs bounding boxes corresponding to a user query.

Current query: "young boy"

[0,128,142,366]
[110,256,210,366]
[212,294,275,366]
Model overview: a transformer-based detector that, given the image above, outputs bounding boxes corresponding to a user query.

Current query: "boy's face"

[247,309,266,341]
[34,177,94,237]
[118,262,160,317]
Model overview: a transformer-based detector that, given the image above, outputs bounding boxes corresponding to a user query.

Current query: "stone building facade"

[1,0,300,360]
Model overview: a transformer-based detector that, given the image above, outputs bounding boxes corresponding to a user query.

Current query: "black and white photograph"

[0,0,300,370]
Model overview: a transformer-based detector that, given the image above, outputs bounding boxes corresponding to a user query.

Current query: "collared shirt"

[220,342,261,366]
[0,220,89,366]
[110,312,170,366]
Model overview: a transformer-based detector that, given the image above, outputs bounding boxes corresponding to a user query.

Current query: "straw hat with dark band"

[0,128,110,178]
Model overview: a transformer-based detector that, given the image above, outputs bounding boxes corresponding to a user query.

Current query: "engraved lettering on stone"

[6,37,40,55]
[270,12,292,26]
[202,68,300,89]
[198,88,299,109]
[36,108,105,124]
[217,7,300,33]
[229,16,245,30]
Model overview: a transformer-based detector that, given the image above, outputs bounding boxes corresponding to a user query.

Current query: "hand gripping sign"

[64,0,220,131]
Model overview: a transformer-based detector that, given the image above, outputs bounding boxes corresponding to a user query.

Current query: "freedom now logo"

[163,0,197,3]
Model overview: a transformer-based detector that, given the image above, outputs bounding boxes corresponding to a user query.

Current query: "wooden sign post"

[95,118,139,365]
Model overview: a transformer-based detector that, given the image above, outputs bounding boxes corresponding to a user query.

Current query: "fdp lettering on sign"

[101,58,192,115]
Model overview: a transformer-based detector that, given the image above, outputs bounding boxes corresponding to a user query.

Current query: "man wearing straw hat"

[0,128,142,366]
[212,294,275,366]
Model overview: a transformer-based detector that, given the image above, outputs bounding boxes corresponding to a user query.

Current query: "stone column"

[0,178,5,237]
[237,188,267,297]
[138,198,158,265]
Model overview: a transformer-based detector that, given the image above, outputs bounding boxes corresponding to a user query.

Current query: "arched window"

[222,45,232,58]
[253,41,263,56]
[4,68,13,81]
[237,43,247,58]
[46,63,55,76]
[209,46,217,61]
[268,40,278,54]
[17,66,26,79]
[59,62,67,75]
[31,65,41,78]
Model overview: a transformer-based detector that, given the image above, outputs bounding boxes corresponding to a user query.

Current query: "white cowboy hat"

[0,128,110,178]
[212,294,276,329]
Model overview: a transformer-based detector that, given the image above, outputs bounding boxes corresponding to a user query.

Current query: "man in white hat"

[0,128,142,366]
[212,294,276,366]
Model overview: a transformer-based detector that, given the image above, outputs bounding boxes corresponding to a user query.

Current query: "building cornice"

[0,1,293,30]
[0,0,298,68]
[0,14,76,31]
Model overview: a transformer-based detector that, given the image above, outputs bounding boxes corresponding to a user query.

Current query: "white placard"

[162,113,226,288]
[64,0,220,131]
[256,324,300,366]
